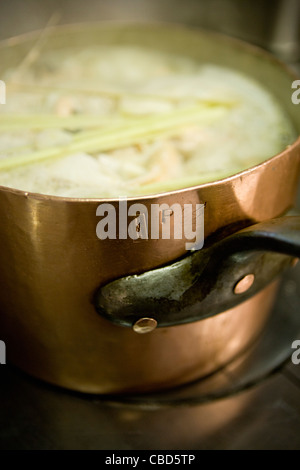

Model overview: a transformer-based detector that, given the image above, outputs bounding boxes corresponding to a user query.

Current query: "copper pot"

[0,23,299,394]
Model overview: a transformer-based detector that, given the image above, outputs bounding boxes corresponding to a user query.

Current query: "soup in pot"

[0,44,296,198]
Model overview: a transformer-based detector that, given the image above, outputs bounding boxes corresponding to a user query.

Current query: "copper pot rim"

[0,20,299,204]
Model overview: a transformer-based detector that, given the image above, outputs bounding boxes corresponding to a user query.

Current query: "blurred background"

[0,0,299,67]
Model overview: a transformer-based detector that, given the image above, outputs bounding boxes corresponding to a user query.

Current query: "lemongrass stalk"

[0,114,127,131]
[7,81,236,107]
[0,98,233,132]
[68,105,227,146]
[132,168,241,195]
[9,13,61,82]
[0,105,227,171]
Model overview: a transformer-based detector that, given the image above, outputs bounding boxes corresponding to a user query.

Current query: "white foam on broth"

[0,45,296,198]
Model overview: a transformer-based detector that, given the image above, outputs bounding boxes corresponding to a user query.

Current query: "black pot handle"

[94,216,300,331]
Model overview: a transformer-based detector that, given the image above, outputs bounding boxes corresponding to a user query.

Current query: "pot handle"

[94,215,300,331]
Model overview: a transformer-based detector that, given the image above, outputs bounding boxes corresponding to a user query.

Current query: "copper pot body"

[0,24,299,394]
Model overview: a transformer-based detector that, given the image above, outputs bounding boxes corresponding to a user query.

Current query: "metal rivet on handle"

[234,274,255,295]
[133,317,157,334]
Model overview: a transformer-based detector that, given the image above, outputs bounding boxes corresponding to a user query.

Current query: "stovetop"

[0,0,299,451]
[0,250,300,450]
